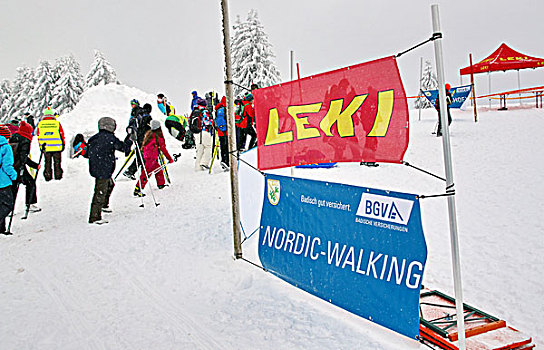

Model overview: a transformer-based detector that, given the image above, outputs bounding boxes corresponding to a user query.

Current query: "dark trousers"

[245,125,257,149]
[437,108,452,136]
[89,178,114,223]
[0,186,14,233]
[219,135,229,165]
[238,125,257,150]
[12,169,37,207]
[44,152,63,181]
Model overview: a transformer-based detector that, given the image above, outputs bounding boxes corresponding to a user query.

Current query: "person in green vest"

[36,107,65,181]
[157,93,187,142]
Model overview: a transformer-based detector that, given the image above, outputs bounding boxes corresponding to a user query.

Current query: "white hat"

[150,119,161,130]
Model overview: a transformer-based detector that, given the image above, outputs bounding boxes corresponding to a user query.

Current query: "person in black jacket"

[123,103,152,179]
[10,121,41,213]
[86,117,132,224]
[435,83,453,137]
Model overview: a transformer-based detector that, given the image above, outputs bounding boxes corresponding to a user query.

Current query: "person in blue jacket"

[0,126,18,235]
[190,91,201,111]
[86,117,132,224]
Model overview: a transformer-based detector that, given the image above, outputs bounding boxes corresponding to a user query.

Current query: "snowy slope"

[0,84,542,349]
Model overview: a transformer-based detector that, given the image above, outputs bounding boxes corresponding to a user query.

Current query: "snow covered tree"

[51,54,84,114]
[85,49,120,89]
[8,66,35,120]
[231,9,281,98]
[415,60,438,109]
[0,80,11,122]
[31,60,56,116]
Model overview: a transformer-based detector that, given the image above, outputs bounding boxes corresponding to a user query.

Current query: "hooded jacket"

[214,96,228,137]
[87,130,132,179]
[0,136,18,188]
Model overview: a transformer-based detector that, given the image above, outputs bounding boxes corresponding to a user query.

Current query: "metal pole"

[517,70,522,106]
[431,5,466,350]
[418,57,423,121]
[488,71,491,109]
[290,50,295,177]
[221,0,242,259]
[469,53,478,122]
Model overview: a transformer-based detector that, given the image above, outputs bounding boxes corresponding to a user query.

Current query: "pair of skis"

[114,149,174,183]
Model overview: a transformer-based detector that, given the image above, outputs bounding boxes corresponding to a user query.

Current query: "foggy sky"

[1,0,543,112]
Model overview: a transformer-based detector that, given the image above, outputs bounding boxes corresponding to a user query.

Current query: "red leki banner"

[254,56,409,170]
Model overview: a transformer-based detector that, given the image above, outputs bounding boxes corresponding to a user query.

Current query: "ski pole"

[158,151,170,184]
[134,140,158,207]
[114,149,135,180]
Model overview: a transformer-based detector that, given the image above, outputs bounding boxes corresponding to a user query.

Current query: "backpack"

[215,107,227,132]
[189,108,203,134]
[9,138,21,170]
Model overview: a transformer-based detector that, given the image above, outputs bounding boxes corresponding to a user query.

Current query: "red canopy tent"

[459,43,544,109]
[460,43,544,75]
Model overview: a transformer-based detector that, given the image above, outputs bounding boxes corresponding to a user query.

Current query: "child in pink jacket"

[134,120,173,197]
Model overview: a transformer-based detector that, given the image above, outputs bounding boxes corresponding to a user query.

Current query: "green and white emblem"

[267,179,281,206]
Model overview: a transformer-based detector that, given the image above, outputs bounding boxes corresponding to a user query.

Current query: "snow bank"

[0,85,542,349]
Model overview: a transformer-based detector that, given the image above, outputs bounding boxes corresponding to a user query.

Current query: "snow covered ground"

[0,85,542,349]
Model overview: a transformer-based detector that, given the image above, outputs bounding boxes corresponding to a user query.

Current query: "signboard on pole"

[253,56,409,170]
[259,174,427,339]
[423,84,473,109]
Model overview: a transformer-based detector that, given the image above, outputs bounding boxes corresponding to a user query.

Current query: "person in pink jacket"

[134,120,173,197]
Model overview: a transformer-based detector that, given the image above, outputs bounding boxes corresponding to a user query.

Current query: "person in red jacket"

[239,93,257,150]
[134,120,173,197]
[234,98,244,151]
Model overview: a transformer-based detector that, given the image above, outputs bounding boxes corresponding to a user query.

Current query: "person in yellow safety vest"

[36,107,65,181]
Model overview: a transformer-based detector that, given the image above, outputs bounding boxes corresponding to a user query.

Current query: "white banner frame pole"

[290,50,295,177]
[418,57,423,121]
[431,4,466,349]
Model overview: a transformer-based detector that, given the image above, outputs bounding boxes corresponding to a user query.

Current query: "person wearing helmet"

[123,103,153,180]
[36,107,65,181]
[157,93,176,116]
[133,120,173,197]
[86,117,133,224]
[193,99,213,171]
[239,93,257,150]
[190,91,201,111]
[435,83,453,137]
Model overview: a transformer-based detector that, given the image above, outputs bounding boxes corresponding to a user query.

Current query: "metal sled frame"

[419,290,534,350]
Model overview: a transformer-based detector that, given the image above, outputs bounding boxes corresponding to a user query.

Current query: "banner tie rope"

[231,150,267,176]
[240,257,267,271]
[396,32,442,58]
[402,161,446,182]
[241,228,259,245]
[418,191,455,199]
[224,80,252,92]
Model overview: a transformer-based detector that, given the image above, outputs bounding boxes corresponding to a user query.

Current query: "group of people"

[0,107,66,234]
[84,99,174,224]
[187,86,259,171]
[0,84,262,230]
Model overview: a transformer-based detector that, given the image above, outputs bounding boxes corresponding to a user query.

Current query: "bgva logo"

[355,193,414,225]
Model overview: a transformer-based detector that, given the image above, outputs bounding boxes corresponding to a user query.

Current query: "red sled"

[419,290,535,350]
